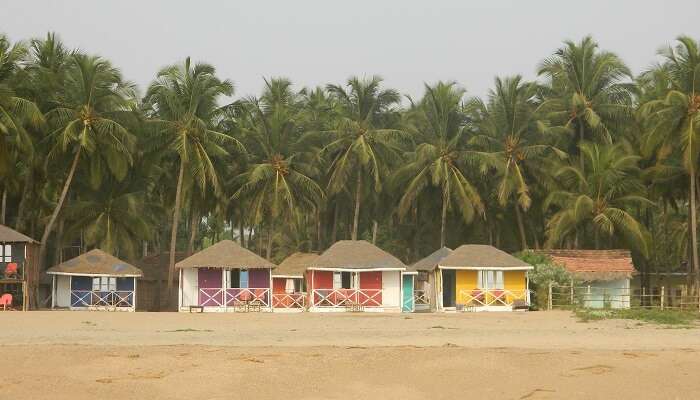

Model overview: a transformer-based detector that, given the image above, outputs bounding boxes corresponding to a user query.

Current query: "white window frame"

[285,278,295,294]
[332,272,342,289]
[92,277,116,292]
[1,244,11,262]
[478,270,504,290]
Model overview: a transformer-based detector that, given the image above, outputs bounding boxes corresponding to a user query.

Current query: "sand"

[2,310,700,399]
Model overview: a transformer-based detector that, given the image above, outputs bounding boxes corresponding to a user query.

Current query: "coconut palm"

[538,36,634,155]
[0,35,44,176]
[469,76,565,250]
[544,142,651,255]
[232,78,323,259]
[396,81,483,248]
[144,57,244,295]
[37,53,135,270]
[322,75,402,240]
[640,36,700,289]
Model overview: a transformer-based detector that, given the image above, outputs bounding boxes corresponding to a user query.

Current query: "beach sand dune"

[2,311,699,399]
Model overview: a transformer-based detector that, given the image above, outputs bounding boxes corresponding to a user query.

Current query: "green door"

[402,275,414,312]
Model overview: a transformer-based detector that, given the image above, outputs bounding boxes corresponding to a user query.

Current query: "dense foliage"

[1,33,699,293]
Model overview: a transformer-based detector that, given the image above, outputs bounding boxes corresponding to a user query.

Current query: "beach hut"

[134,252,186,311]
[544,249,635,309]
[409,247,452,311]
[177,240,276,312]
[435,244,533,312]
[308,240,406,312]
[47,249,143,311]
[0,224,40,311]
[271,252,316,311]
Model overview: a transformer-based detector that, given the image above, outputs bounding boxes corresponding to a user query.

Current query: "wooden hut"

[47,249,143,311]
[409,247,452,311]
[177,240,276,312]
[134,252,186,311]
[435,244,533,312]
[543,249,635,309]
[308,240,406,312]
[0,224,40,310]
[272,252,317,311]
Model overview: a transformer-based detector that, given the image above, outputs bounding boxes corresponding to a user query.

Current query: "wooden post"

[570,278,574,306]
[642,286,646,308]
[660,286,665,311]
[22,280,27,311]
[587,285,591,308]
[548,281,553,310]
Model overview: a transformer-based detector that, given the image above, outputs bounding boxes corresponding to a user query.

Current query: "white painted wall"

[583,279,630,309]
[55,275,71,308]
[382,271,401,308]
[181,268,199,307]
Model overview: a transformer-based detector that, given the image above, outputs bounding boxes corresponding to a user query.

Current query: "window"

[92,277,116,292]
[333,272,353,289]
[478,270,504,290]
[0,244,11,262]
[229,269,249,288]
[285,278,295,294]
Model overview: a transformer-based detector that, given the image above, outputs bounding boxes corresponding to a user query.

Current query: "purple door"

[198,268,223,306]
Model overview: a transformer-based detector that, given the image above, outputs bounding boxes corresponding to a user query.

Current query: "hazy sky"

[4,1,699,100]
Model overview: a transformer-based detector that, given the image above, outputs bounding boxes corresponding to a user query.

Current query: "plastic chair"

[4,263,18,279]
[0,293,13,311]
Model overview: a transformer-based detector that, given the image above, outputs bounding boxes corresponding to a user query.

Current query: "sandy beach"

[2,310,700,399]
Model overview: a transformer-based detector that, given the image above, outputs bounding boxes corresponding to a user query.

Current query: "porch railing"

[312,289,382,308]
[414,290,430,305]
[198,288,271,308]
[272,292,306,309]
[457,289,530,308]
[70,290,134,308]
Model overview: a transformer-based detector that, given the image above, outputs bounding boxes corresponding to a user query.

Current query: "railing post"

[570,278,574,306]
[548,281,553,311]
[660,286,665,311]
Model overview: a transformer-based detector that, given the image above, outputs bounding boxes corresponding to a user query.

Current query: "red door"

[359,271,382,306]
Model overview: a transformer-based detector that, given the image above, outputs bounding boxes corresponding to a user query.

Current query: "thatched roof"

[438,244,533,270]
[311,240,406,270]
[134,252,187,281]
[410,247,452,271]
[0,224,37,243]
[541,249,635,281]
[176,240,276,269]
[47,249,142,277]
[274,252,318,278]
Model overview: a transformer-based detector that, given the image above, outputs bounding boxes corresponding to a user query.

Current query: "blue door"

[402,275,414,312]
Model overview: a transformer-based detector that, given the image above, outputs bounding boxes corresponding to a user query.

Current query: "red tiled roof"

[542,249,635,274]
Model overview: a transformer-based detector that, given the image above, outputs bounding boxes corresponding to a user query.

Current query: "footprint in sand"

[519,388,556,399]
[622,352,657,359]
[562,364,613,377]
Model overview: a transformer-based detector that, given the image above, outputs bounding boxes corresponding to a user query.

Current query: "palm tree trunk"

[440,193,448,248]
[16,173,31,231]
[187,210,198,256]
[331,202,339,243]
[317,207,323,251]
[514,203,528,250]
[54,218,64,263]
[691,165,700,295]
[351,173,362,240]
[38,147,82,271]
[266,219,275,260]
[167,160,185,300]
[0,186,6,225]
[371,220,378,245]
[239,217,245,247]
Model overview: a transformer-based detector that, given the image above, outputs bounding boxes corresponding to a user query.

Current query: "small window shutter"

[333,272,342,289]
[285,279,295,293]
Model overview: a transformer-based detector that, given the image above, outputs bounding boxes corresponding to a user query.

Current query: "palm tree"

[0,35,44,178]
[232,78,323,259]
[640,36,700,290]
[396,81,483,248]
[38,53,135,270]
[322,76,402,240]
[538,36,634,157]
[144,57,243,295]
[469,76,565,250]
[544,142,651,255]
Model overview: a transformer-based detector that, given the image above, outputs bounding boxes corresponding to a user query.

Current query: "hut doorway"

[442,269,456,308]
